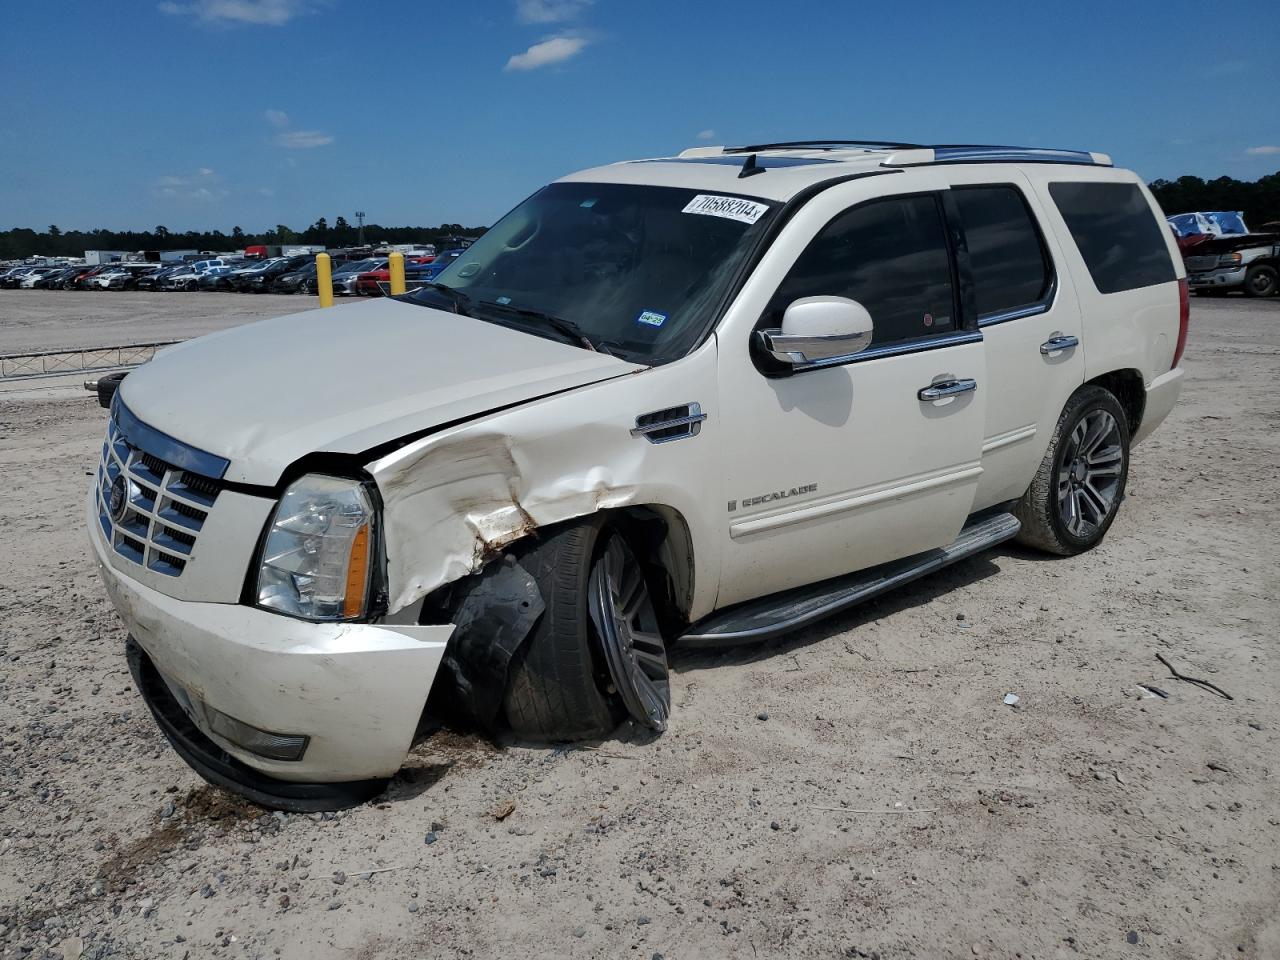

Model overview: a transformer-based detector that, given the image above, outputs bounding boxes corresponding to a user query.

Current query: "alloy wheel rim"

[1056,409,1124,538]
[588,536,670,732]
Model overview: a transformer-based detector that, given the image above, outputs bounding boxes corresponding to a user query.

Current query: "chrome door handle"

[918,378,977,401]
[1040,335,1079,355]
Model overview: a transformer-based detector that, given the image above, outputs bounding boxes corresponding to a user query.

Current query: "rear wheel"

[1014,385,1130,556]
[1243,264,1278,298]
[503,519,670,741]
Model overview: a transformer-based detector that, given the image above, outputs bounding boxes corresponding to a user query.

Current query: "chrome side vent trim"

[630,403,707,444]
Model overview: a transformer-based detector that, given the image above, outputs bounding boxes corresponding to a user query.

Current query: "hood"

[1185,232,1280,256]
[118,297,643,485]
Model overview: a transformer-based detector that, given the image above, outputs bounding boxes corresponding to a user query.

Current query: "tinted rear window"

[953,185,1052,317]
[1048,181,1175,294]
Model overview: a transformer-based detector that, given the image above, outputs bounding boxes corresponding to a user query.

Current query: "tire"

[1243,264,1277,298]
[1013,385,1130,556]
[503,518,670,741]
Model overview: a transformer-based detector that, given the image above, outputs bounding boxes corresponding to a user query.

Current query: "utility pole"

[355,211,366,247]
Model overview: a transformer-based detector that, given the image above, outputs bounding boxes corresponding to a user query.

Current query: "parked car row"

[0,250,466,298]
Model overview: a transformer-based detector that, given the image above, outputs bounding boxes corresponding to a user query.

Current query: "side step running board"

[679,511,1020,649]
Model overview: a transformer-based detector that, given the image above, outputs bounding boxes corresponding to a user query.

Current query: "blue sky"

[2,0,1278,232]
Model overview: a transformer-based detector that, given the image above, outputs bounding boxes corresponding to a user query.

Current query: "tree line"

[1148,170,1280,227]
[3,169,1279,260]
[0,217,489,261]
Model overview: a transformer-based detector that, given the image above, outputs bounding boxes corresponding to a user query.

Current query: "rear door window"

[768,194,957,348]
[952,185,1052,319]
[1048,181,1176,294]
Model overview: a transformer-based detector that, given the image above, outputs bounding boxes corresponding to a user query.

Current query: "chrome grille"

[1185,255,1219,273]
[96,417,222,578]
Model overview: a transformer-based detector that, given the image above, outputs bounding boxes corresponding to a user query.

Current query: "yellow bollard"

[388,251,406,296]
[316,253,333,308]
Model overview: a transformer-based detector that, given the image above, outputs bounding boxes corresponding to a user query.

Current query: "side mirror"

[757,296,875,366]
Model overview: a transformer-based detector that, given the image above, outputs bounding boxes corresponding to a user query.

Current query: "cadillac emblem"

[108,475,128,522]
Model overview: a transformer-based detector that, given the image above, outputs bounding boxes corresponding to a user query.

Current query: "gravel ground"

[0,290,323,355]
[1,296,1278,960]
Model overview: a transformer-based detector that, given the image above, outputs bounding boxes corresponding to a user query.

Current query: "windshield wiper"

[411,282,473,315]
[478,301,601,353]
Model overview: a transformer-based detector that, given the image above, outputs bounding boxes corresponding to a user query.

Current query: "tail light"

[1172,278,1189,369]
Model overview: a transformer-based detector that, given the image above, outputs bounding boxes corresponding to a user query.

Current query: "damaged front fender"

[367,345,722,623]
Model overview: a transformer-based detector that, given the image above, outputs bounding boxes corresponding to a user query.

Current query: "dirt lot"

[1,295,1278,960]
[0,290,319,355]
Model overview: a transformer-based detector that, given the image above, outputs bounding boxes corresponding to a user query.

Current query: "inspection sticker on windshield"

[636,309,667,328]
[682,194,769,224]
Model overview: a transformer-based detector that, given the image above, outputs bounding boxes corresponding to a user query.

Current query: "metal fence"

[0,342,180,381]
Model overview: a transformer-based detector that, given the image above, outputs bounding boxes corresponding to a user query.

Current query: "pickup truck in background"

[1182,232,1280,297]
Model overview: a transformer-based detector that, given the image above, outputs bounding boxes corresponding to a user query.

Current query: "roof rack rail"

[882,145,1113,167]
[723,139,924,153]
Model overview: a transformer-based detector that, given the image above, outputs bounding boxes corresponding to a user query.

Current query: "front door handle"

[1040,334,1079,355]
[918,378,977,402]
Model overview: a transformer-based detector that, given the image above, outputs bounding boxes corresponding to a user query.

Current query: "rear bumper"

[1133,366,1184,445]
[90,490,451,794]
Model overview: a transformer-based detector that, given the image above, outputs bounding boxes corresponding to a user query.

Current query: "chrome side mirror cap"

[757,296,875,366]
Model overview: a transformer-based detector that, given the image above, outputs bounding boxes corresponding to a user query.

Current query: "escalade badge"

[729,483,818,512]
[108,476,128,522]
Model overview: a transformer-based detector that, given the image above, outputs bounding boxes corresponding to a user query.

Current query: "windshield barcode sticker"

[682,194,769,224]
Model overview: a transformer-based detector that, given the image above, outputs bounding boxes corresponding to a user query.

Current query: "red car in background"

[354,256,432,296]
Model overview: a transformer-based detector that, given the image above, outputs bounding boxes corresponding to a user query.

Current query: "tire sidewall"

[1046,388,1131,552]
[1244,265,1277,298]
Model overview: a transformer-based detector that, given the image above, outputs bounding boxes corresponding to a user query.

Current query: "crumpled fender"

[366,343,722,621]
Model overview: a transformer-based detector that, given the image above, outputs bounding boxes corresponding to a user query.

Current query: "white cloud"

[158,0,326,26]
[153,168,227,202]
[1245,145,1280,156]
[505,34,588,71]
[516,0,591,23]
[696,129,717,141]
[275,129,334,148]
[264,109,289,128]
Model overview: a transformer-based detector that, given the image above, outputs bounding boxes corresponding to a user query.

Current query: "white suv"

[89,140,1187,810]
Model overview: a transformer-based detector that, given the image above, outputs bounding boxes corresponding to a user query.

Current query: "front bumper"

[90,491,452,796]
[1187,266,1246,289]
[1133,366,1184,446]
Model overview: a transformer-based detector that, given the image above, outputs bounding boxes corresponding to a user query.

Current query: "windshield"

[424,181,776,363]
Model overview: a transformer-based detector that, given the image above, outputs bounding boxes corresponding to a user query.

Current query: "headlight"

[256,474,377,621]
[1218,252,1243,266]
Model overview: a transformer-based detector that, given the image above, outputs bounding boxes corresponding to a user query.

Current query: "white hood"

[119,297,642,484]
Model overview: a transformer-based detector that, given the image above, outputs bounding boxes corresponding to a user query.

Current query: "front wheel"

[503,519,670,741]
[1014,385,1130,556]
[1243,264,1278,298]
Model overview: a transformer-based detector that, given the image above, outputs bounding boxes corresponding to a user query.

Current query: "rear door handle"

[918,378,977,401]
[1040,335,1079,355]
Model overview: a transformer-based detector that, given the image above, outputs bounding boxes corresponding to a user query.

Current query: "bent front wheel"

[503,519,670,741]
